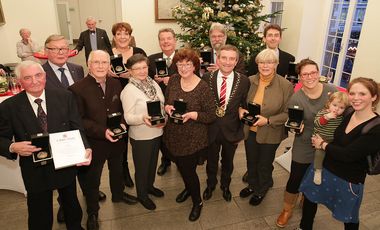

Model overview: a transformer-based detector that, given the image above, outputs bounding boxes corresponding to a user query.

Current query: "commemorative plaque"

[107,112,127,139]
[147,100,165,126]
[242,102,261,126]
[155,58,168,77]
[285,105,304,134]
[170,100,187,124]
[200,50,212,67]
[110,54,127,75]
[31,133,52,166]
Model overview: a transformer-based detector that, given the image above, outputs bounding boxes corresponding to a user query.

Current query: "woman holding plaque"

[120,54,164,210]
[239,49,293,206]
[109,22,147,88]
[163,48,216,221]
[110,22,147,188]
[276,58,337,228]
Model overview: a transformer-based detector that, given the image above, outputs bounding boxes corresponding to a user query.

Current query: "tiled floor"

[1,52,380,229]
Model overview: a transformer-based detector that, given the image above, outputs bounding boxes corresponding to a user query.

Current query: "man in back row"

[42,34,107,224]
[247,23,295,77]
[74,16,113,62]
[148,28,178,176]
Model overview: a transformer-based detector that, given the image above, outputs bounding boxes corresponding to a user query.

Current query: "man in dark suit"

[202,45,250,202]
[74,17,112,62]
[148,28,177,176]
[69,50,137,230]
[43,34,85,90]
[205,23,246,75]
[0,60,92,230]
[42,34,107,223]
[247,24,295,77]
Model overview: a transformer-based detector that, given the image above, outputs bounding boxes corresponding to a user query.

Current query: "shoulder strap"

[362,116,380,134]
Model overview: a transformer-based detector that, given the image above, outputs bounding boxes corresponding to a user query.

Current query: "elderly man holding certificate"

[0,60,92,230]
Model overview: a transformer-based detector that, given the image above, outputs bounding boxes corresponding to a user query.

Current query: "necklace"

[209,71,241,117]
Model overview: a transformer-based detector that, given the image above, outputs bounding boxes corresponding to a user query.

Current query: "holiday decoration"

[172,0,280,61]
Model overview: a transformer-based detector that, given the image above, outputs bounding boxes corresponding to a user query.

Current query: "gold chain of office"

[209,71,241,117]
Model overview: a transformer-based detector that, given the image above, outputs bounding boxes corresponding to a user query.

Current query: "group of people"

[0,17,379,230]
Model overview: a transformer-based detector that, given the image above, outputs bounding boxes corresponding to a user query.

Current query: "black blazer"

[203,70,250,143]
[247,49,295,77]
[0,89,90,193]
[75,28,113,61]
[148,52,177,94]
[43,62,84,90]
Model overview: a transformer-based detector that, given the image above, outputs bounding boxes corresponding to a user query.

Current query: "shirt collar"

[26,90,46,104]
[48,61,68,72]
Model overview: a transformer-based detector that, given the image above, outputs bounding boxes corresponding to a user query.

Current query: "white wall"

[351,0,380,83]
[122,0,181,56]
[0,0,60,64]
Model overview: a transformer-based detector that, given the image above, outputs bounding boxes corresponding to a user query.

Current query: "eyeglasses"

[131,66,148,71]
[21,72,44,82]
[176,63,193,69]
[257,61,276,65]
[46,47,70,54]
[300,71,319,78]
[91,61,110,66]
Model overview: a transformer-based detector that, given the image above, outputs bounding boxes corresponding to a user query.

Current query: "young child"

[313,91,349,185]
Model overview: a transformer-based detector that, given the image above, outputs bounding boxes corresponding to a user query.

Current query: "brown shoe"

[276,191,299,228]
[276,209,292,228]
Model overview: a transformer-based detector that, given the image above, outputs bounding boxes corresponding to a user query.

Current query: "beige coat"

[243,74,294,144]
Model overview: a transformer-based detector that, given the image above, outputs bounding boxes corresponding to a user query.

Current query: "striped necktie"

[34,98,48,133]
[219,76,227,108]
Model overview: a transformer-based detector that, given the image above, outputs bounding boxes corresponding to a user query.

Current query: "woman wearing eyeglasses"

[120,54,165,210]
[163,48,215,221]
[276,58,337,228]
[109,22,147,188]
[239,48,293,206]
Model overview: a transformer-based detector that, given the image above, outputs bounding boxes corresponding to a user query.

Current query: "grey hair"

[255,48,279,65]
[209,22,226,36]
[87,50,111,65]
[86,16,96,23]
[15,61,45,79]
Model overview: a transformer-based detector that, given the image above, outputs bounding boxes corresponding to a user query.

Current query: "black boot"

[123,164,134,188]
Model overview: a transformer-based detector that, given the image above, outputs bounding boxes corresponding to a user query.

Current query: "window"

[271,1,284,26]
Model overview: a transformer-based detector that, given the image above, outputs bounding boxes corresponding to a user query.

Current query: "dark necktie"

[58,67,70,88]
[90,30,95,34]
[219,76,227,108]
[34,98,48,133]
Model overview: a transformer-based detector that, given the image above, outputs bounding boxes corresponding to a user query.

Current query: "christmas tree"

[172,0,279,60]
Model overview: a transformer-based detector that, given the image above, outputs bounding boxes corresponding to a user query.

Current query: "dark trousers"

[159,139,171,166]
[175,151,202,205]
[130,136,161,199]
[206,133,238,188]
[27,179,82,230]
[244,131,279,196]
[286,160,310,194]
[78,149,124,216]
[300,196,359,230]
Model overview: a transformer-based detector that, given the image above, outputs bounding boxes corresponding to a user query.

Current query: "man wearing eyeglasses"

[247,24,295,78]
[204,23,246,75]
[69,50,137,230]
[43,34,85,90]
[42,34,107,224]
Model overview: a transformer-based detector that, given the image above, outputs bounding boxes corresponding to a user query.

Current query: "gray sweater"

[289,84,337,163]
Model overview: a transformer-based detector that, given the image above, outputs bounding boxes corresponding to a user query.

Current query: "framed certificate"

[49,130,87,169]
